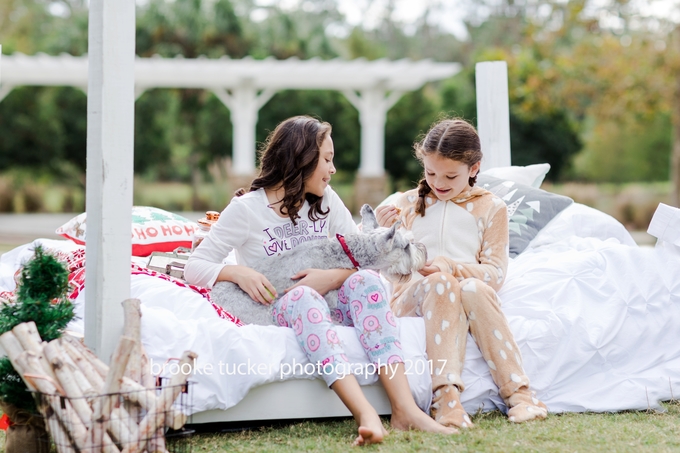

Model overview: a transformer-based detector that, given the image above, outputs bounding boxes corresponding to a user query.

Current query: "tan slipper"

[506,387,548,423]
[430,385,474,429]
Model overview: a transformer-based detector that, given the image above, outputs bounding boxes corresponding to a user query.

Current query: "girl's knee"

[284,285,324,305]
[425,272,460,286]
[459,278,495,295]
[422,272,462,299]
[459,278,498,309]
[352,269,384,287]
[278,285,330,317]
[344,270,388,302]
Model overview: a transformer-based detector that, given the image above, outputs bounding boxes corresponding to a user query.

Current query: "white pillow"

[480,163,551,188]
[647,203,680,247]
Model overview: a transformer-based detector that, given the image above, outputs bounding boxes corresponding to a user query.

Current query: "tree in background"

[0,0,88,188]
[135,0,251,209]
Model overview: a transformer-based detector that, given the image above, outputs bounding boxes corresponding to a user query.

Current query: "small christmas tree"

[0,245,76,412]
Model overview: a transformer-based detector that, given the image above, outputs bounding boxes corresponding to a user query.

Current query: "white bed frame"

[190,61,513,424]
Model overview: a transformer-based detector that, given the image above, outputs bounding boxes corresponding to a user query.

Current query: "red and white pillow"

[56,206,198,257]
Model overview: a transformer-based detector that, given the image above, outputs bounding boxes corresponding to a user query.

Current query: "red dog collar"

[336,234,361,269]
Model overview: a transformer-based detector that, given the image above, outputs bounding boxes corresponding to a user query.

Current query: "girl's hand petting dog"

[376,205,401,228]
[229,265,278,305]
[287,268,356,296]
[418,260,442,277]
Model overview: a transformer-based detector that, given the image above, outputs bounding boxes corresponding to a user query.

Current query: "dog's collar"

[336,234,361,269]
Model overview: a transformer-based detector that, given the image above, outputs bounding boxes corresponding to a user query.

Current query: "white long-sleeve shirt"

[184,186,358,288]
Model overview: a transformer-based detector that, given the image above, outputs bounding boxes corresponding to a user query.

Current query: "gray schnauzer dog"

[211,204,427,326]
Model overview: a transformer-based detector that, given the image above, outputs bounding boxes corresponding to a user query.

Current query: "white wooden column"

[85,0,136,361]
[342,86,403,176]
[476,61,512,171]
[213,82,276,175]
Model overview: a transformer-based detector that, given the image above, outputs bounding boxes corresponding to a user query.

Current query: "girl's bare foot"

[391,407,458,435]
[353,415,387,446]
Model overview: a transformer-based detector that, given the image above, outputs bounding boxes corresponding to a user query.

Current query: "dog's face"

[360,204,427,283]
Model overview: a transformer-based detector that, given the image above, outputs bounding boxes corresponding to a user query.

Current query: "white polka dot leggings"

[273,269,404,387]
[391,272,530,399]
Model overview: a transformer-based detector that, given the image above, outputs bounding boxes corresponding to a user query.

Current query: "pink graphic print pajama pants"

[272,269,403,386]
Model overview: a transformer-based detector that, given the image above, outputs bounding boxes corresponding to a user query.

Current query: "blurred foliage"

[258,90,360,171]
[0,0,677,197]
[0,86,87,176]
[574,114,672,182]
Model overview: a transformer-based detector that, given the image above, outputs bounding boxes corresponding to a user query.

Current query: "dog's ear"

[385,222,398,241]
[360,204,379,232]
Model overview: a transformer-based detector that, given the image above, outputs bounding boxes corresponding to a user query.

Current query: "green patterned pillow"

[477,174,573,257]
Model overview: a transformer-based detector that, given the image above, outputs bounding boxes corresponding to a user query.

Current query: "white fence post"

[85,0,136,362]
[476,61,512,171]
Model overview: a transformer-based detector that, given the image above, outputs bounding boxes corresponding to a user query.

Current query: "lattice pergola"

[0,52,460,177]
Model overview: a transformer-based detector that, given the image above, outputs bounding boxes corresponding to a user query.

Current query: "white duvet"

[2,203,680,415]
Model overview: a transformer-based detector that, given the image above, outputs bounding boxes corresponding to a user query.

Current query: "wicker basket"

[33,380,193,453]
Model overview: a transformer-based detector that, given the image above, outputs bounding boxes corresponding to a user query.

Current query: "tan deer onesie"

[389,187,547,428]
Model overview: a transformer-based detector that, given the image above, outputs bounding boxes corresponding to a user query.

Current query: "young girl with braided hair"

[185,115,455,445]
[376,118,547,428]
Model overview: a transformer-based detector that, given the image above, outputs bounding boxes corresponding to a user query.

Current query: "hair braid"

[416,178,432,216]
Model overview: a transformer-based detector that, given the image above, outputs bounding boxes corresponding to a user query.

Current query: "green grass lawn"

[2,403,679,452]
[175,402,680,453]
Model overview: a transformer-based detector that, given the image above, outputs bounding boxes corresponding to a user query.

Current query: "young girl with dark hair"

[376,118,547,429]
[184,115,455,444]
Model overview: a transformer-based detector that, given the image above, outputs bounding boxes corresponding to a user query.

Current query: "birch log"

[57,342,98,398]
[45,340,128,450]
[60,338,137,446]
[15,351,90,452]
[44,341,93,425]
[0,333,75,453]
[60,338,105,389]
[12,322,58,382]
[122,299,142,428]
[122,350,197,453]
[0,331,25,364]
[89,336,135,450]
[141,350,169,453]
[122,299,142,383]
[63,334,185,428]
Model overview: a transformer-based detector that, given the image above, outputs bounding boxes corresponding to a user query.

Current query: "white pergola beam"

[476,61,512,171]
[84,0,136,361]
[1,54,459,178]
[0,55,460,93]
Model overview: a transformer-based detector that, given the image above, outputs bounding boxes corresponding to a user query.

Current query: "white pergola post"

[343,86,403,177]
[212,82,276,175]
[85,0,136,361]
[476,61,512,171]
